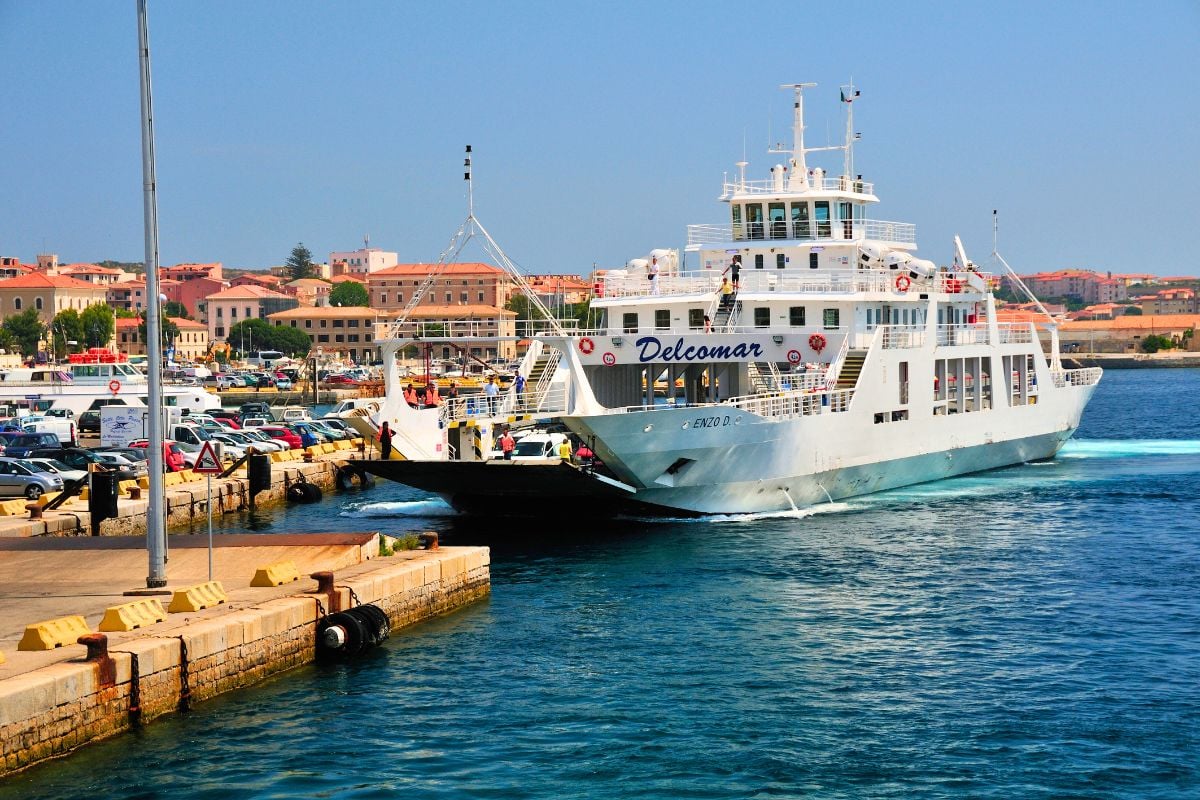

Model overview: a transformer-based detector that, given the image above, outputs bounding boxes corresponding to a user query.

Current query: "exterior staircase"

[521,347,561,411]
[835,350,868,390]
[747,361,781,393]
[713,295,740,330]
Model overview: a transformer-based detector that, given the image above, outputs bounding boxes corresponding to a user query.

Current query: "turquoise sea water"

[3,369,1198,799]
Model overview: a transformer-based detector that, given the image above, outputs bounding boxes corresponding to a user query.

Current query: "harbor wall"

[0,444,379,539]
[0,546,489,777]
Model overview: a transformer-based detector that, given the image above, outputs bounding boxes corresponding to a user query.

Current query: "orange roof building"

[0,272,111,323]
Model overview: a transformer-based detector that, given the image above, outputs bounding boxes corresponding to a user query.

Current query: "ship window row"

[621,306,839,332]
[731,200,860,241]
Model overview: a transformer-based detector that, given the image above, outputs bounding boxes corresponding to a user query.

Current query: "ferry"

[0,355,220,418]
[543,83,1102,514]
[366,83,1102,515]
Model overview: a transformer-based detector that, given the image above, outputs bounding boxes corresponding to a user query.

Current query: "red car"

[323,374,359,387]
[128,439,188,472]
[259,425,302,450]
[213,417,242,430]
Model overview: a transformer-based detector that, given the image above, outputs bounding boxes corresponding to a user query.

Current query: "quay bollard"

[310,570,340,613]
[26,503,43,520]
[77,632,117,688]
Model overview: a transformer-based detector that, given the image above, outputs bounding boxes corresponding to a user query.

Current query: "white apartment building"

[329,247,398,277]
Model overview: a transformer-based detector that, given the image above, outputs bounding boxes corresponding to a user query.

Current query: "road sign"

[193,441,223,474]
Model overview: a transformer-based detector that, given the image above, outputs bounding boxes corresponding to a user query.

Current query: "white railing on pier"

[1050,367,1103,388]
[687,218,916,249]
[721,175,876,197]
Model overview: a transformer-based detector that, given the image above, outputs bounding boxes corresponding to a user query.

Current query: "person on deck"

[718,278,735,310]
[514,372,527,410]
[378,421,393,460]
[723,254,742,289]
[484,375,500,415]
[647,256,661,295]
[445,381,459,415]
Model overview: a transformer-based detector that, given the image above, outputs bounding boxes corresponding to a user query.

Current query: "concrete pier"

[0,535,489,776]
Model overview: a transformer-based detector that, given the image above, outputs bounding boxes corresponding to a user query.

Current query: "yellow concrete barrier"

[18,615,92,651]
[167,581,228,613]
[288,448,305,460]
[36,492,62,508]
[335,440,352,451]
[178,469,195,483]
[0,499,27,516]
[99,598,167,632]
[138,476,151,490]
[249,560,300,587]
[163,472,181,487]
[0,649,5,665]
[119,480,138,496]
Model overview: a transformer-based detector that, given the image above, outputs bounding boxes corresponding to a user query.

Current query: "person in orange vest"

[426,382,440,407]
[403,384,418,407]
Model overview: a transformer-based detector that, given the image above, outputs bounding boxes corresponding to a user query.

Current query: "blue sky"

[1,1,1197,277]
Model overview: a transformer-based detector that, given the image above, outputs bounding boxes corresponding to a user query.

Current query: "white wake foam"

[1059,439,1200,459]
[341,499,457,518]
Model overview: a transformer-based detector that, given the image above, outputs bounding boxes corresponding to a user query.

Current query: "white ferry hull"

[563,384,1097,515]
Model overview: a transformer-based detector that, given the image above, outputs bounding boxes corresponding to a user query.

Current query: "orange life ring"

[808,333,827,354]
[895,274,911,292]
[578,337,595,355]
[108,379,121,395]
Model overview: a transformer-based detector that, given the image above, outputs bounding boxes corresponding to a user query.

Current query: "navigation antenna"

[987,210,1063,369]
[387,146,561,339]
[770,83,816,189]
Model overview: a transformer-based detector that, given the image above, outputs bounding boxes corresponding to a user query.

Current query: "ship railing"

[686,219,916,249]
[602,385,853,420]
[598,269,929,300]
[721,176,876,196]
[880,326,926,349]
[997,323,1035,344]
[936,324,990,347]
[823,334,852,387]
[387,317,575,341]
[1050,367,1103,388]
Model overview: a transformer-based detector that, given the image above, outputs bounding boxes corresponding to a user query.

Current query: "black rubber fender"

[335,467,356,492]
[286,482,322,504]
[301,482,322,502]
[346,604,390,645]
[316,611,369,659]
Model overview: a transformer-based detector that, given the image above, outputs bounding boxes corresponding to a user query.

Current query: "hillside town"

[0,247,1195,367]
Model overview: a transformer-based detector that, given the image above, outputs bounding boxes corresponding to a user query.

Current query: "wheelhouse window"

[753,308,770,328]
[814,201,831,237]
[792,202,810,239]
[789,306,806,326]
[731,204,743,240]
[654,309,670,330]
[769,202,786,239]
[823,308,840,329]
[746,203,764,240]
[622,312,638,333]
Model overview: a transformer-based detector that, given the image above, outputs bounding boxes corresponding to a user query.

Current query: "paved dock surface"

[0,532,381,679]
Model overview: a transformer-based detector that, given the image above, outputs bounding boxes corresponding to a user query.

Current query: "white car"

[208,434,248,460]
[233,429,285,452]
[26,458,88,484]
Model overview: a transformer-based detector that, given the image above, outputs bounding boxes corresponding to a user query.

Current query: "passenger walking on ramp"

[378,421,393,460]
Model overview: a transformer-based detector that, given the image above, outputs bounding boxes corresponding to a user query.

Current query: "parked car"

[288,423,323,448]
[0,457,64,499]
[258,425,302,450]
[127,439,188,472]
[3,432,65,458]
[26,457,89,485]
[78,410,102,433]
[207,433,248,460]
[93,452,149,479]
[239,401,272,420]
[308,420,349,441]
[274,376,293,390]
[223,429,282,452]
[32,447,140,482]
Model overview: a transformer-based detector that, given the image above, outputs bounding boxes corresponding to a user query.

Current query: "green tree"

[226,318,273,356]
[113,308,138,319]
[329,281,368,307]
[1140,334,1175,353]
[267,325,313,357]
[51,308,85,359]
[285,243,317,281]
[1122,306,1143,316]
[163,300,191,319]
[79,303,116,349]
[0,308,46,358]
[505,293,549,337]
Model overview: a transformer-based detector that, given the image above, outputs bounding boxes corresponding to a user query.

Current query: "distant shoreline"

[1062,353,1200,369]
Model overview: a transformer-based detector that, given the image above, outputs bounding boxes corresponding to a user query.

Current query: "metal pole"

[137,0,167,588]
[206,474,213,581]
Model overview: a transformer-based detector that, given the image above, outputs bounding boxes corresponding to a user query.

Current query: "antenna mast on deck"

[389,146,561,338]
[771,83,816,189]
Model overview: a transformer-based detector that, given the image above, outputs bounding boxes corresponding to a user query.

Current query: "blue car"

[289,423,321,448]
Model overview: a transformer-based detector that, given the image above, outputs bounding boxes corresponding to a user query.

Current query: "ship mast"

[772,83,816,190]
